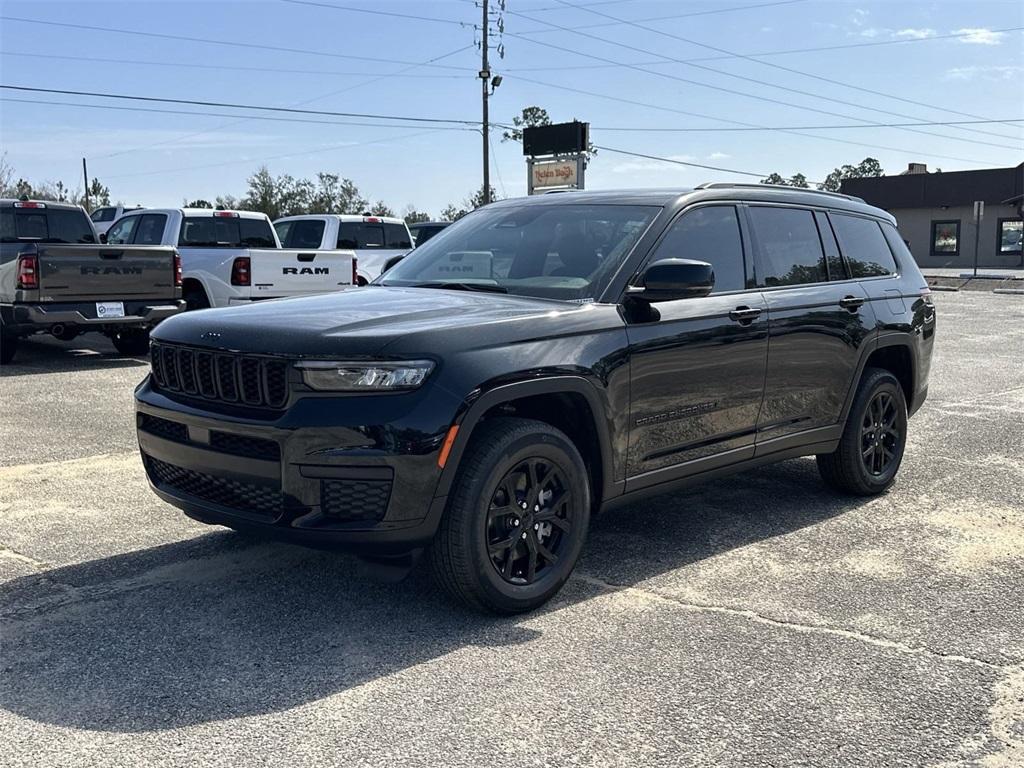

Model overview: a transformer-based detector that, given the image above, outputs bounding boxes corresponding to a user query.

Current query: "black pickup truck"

[1,199,184,364]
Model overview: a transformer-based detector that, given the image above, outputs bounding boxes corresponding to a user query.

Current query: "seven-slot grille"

[150,342,289,409]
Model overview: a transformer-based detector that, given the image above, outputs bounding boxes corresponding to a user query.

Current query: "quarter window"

[830,213,898,277]
[998,219,1022,254]
[651,206,747,293]
[749,206,826,287]
[931,220,960,255]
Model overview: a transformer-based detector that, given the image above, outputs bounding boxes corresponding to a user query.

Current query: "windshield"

[379,203,659,301]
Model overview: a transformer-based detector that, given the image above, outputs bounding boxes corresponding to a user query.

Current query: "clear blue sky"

[1,0,1021,215]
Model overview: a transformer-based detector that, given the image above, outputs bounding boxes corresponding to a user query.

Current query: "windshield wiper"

[410,281,508,294]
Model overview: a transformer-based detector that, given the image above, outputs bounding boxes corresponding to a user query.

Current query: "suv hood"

[151,286,587,357]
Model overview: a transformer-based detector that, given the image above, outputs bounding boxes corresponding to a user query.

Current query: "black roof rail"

[694,182,865,203]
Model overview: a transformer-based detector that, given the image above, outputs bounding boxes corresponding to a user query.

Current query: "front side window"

[830,213,897,277]
[106,216,139,245]
[998,219,1023,254]
[749,206,826,287]
[650,205,747,293]
[380,203,660,301]
[931,220,960,255]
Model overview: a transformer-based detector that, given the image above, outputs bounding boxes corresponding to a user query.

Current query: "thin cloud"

[894,28,936,39]
[708,152,731,160]
[952,28,1005,45]
[945,65,1023,81]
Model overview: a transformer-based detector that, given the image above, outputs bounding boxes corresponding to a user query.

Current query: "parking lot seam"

[573,571,1008,672]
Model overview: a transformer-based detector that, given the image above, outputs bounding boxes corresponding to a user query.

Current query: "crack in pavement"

[573,571,1010,672]
[0,546,50,570]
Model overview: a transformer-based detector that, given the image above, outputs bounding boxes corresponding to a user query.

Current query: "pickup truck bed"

[1,200,184,364]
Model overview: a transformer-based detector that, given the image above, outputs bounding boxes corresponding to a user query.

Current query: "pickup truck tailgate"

[37,245,177,300]
[249,248,355,298]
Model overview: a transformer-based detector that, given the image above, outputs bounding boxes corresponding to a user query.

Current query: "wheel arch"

[843,334,918,422]
[435,376,620,510]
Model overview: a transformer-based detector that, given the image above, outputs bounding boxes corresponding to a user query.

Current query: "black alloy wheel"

[486,457,573,586]
[860,391,901,476]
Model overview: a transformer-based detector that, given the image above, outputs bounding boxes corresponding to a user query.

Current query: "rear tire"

[817,367,907,495]
[429,417,591,614]
[110,327,151,357]
[0,332,17,365]
[184,285,211,311]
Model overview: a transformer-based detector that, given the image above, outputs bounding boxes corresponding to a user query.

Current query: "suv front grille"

[151,342,289,410]
[145,454,283,516]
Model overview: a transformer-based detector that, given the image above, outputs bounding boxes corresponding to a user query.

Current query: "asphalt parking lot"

[1,291,1021,767]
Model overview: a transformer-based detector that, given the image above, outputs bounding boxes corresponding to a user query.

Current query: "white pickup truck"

[272,214,412,285]
[103,208,356,309]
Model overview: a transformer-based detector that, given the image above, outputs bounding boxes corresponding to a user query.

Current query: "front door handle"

[728,306,762,324]
[839,295,866,311]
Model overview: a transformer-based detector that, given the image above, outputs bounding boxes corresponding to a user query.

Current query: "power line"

[0,97,477,132]
[0,50,468,79]
[592,146,777,180]
[504,74,997,166]
[0,16,476,71]
[592,118,1024,132]
[279,0,472,26]
[98,44,474,159]
[549,0,1023,137]
[505,6,1020,148]
[517,0,807,29]
[503,26,1024,70]
[0,84,483,126]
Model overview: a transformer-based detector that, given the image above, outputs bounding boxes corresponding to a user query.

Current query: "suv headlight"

[296,360,434,392]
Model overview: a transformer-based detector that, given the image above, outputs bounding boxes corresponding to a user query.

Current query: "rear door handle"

[728,306,762,324]
[839,295,866,311]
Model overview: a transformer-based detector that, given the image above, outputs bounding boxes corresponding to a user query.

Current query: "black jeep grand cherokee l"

[136,185,935,613]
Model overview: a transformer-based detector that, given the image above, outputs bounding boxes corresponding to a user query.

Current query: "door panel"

[625,293,769,482]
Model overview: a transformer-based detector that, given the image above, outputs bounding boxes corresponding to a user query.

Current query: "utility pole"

[480,0,490,206]
[82,158,90,213]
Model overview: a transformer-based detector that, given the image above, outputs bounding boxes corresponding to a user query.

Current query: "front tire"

[429,417,591,614]
[110,327,151,356]
[817,367,908,495]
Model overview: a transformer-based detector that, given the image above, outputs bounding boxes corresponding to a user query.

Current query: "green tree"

[186,199,214,208]
[370,200,395,217]
[402,205,431,224]
[86,177,111,208]
[821,157,883,192]
[308,172,366,214]
[502,106,552,143]
[760,172,809,188]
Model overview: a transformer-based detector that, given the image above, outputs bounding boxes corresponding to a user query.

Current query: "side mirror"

[382,254,405,273]
[628,258,714,302]
[98,232,108,244]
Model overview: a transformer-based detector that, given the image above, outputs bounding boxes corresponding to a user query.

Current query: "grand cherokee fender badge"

[635,401,719,426]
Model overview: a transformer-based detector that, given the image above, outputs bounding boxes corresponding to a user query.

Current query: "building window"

[930,220,960,255]
[998,219,1023,254]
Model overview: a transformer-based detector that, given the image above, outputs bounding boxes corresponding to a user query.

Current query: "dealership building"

[840,162,1024,270]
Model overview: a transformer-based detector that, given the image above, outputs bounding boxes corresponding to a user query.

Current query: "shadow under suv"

[135,185,936,613]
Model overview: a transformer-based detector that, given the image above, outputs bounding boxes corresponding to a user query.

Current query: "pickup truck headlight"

[296,360,434,391]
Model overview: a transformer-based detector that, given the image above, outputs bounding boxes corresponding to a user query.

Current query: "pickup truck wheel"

[110,328,151,357]
[0,329,17,365]
[817,367,907,496]
[184,286,210,311]
[429,417,591,614]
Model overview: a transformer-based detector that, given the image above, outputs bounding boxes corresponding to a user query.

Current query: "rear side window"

[0,209,97,244]
[133,214,167,245]
[650,205,747,293]
[91,207,116,223]
[384,223,412,249]
[106,215,139,245]
[749,206,826,286]
[278,219,325,249]
[831,213,898,277]
[338,222,384,249]
[179,216,276,248]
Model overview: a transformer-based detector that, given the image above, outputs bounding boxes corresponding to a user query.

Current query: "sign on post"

[523,121,590,195]
[531,159,578,190]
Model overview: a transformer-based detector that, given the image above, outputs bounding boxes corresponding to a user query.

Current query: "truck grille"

[145,454,283,517]
[150,342,289,409]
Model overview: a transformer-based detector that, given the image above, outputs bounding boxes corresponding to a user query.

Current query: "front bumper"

[135,378,453,554]
[1,300,185,335]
